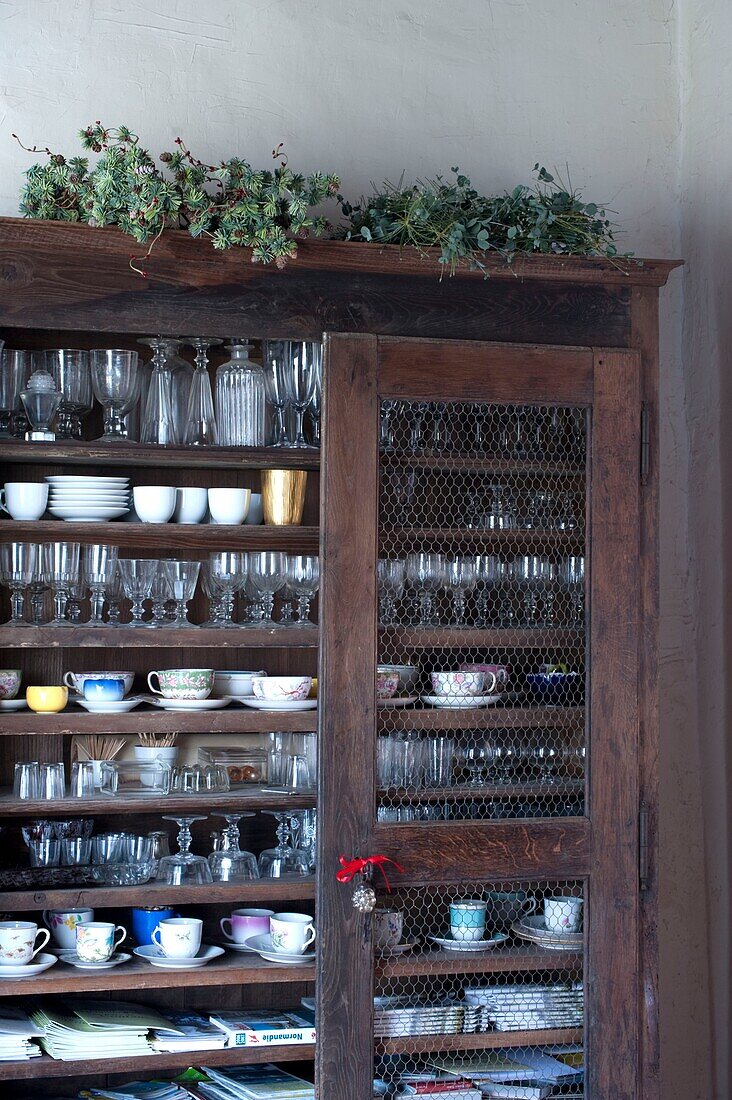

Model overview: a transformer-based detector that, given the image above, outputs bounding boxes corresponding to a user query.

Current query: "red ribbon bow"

[336,854,404,892]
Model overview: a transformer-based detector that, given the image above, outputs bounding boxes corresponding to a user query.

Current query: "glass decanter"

[183,337,221,446]
[215,342,266,446]
[138,337,178,445]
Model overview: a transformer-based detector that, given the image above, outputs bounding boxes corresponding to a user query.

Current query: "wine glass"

[441,556,477,627]
[287,555,320,627]
[474,554,499,627]
[307,349,323,447]
[258,811,311,877]
[209,551,246,628]
[149,560,172,628]
[117,559,156,627]
[105,571,126,625]
[157,815,212,885]
[263,341,291,447]
[64,582,88,623]
[278,561,297,625]
[162,560,200,627]
[207,813,259,882]
[284,342,320,449]
[200,561,225,627]
[562,554,585,625]
[84,544,118,627]
[42,542,80,627]
[46,349,92,440]
[377,558,406,625]
[90,349,139,442]
[183,337,221,446]
[514,554,544,626]
[248,551,286,627]
[0,542,37,626]
[138,337,178,445]
[406,552,443,626]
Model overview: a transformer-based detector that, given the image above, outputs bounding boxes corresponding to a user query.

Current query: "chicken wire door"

[318,335,641,1100]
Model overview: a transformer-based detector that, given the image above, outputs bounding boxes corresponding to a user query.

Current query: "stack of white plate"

[46,476,131,522]
[373,996,479,1037]
[464,981,584,1031]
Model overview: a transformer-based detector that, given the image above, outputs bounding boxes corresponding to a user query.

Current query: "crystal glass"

[406,552,443,626]
[84,544,119,626]
[384,467,417,525]
[139,337,178,445]
[0,347,28,437]
[157,815,212,885]
[466,483,517,531]
[64,581,88,623]
[523,490,556,530]
[13,762,39,800]
[0,542,37,626]
[162,559,200,627]
[208,812,259,882]
[39,762,65,800]
[91,349,140,442]
[408,401,430,453]
[117,559,157,627]
[20,369,63,440]
[287,554,320,627]
[43,541,80,627]
[307,348,323,447]
[46,349,92,440]
[160,339,194,441]
[248,551,286,627]
[474,554,499,627]
[29,838,60,868]
[209,551,246,628]
[70,761,96,799]
[92,833,125,864]
[105,572,126,625]
[149,560,172,628]
[61,837,92,866]
[183,337,221,446]
[514,553,545,626]
[258,810,311,877]
[429,402,454,452]
[284,342,320,448]
[441,556,477,626]
[200,561,225,627]
[278,565,297,625]
[215,342,266,446]
[378,558,406,625]
[555,491,579,531]
[562,554,585,625]
[290,809,317,873]
[263,341,291,447]
[379,399,398,451]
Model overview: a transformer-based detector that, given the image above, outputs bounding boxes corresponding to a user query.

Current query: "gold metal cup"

[262,469,307,526]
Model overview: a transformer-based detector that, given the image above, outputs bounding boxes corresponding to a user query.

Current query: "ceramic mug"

[449,900,487,942]
[76,921,126,963]
[26,685,68,713]
[174,486,208,524]
[0,921,50,964]
[152,917,203,958]
[269,912,316,955]
[245,492,264,525]
[431,671,496,698]
[0,482,48,521]
[376,671,400,700]
[81,677,125,702]
[147,668,214,700]
[131,907,179,946]
[220,908,274,945]
[0,669,21,700]
[207,487,251,525]
[544,896,583,933]
[373,909,404,949]
[132,485,176,524]
[64,671,135,697]
[43,908,94,950]
[459,663,511,691]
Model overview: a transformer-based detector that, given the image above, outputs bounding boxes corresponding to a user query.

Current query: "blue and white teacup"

[449,899,487,942]
[81,677,125,702]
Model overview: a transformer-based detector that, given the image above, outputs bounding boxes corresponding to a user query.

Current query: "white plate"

[429,933,510,952]
[239,698,318,712]
[420,694,503,709]
[49,488,130,496]
[49,497,131,506]
[58,951,131,970]
[0,952,57,978]
[243,934,316,965]
[49,507,130,521]
[378,696,419,708]
[133,944,224,969]
[0,699,27,712]
[148,696,233,711]
[76,697,144,714]
[46,476,130,486]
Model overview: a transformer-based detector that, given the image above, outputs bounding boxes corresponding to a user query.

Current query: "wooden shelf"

[0,788,316,816]
[0,952,315,997]
[378,706,584,732]
[375,1027,583,1054]
[0,440,320,471]
[0,706,318,736]
[0,1042,316,1080]
[0,625,319,648]
[377,947,583,979]
[379,627,584,649]
[0,520,319,552]
[0,877,315,912]
[381,451,586,474]
[379,781,584,804]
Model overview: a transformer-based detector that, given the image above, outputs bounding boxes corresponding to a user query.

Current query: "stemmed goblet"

[46,349,92,440]
[200,562,224,627]
[474,554,499,627]
[162,559,201,627]
[157,815,212,885]
[258,810,311,877]
[562,554,585,625]
[284,342,320,449]
[406,552,443,627]
[183,337,221,446]
[208,813,259,882]
[0,542,37,626]
[378,558,406,625]
[442,556,477,627]
[209,552,246,628]
[43,542,80,627]
[149,561,171,628]
[264,341,291,447]
[83,544,118,627]
[287,555,320,627]
[139,337,178,446]
[90,349,139,442]
[117,559,156,627]
[249,551,286,627]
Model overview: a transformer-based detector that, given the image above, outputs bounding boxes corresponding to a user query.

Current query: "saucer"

[0,952,57,978]
[58,951,131,970]
[219,940,258,954]
[76,696,144,714]
[375,940,418,957]
[148,696,233,712]
[421,694,503,709]
[239,698,318,712]
[243,934,316,965]
[133,944,225,969]
[378,696,419,708]
[0,699,28,712]
[429,933,510,952]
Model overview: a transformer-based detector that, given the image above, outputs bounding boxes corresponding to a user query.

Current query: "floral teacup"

[43,907,94,950]
[373,909,404,948]
[0,921,50,964]
[147,668,213,700]
[76,921,126,963]
[152,917,202,959]
[0,670,21,700]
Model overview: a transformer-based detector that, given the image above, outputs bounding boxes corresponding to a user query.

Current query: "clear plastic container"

[215,342,266,446]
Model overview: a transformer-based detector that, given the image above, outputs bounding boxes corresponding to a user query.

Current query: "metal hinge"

[640,404,650,485]
[639,803,650,891]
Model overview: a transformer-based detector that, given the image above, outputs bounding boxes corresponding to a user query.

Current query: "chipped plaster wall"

[0,1,719,1096]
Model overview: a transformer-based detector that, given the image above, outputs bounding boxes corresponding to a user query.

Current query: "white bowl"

[213,670,267,698]
[251,675,312,702]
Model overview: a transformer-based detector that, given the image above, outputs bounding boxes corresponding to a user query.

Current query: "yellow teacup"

[26,686,68,713]
[308,678,318,699]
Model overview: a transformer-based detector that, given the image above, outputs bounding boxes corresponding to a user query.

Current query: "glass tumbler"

[13,762,39,800]
[39,762,65,800]
[29,838,61,868]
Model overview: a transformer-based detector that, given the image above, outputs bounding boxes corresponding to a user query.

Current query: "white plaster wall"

[0,1,717,1096]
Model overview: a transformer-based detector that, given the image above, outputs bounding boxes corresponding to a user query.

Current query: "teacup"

[147,668,214,700]
[0,921,50,964]
[449,900,487,942]
[208,487,251,525]
[0,669,21,700]
[431,671,496,698]
[376,671,400,700]
[0,482,48,521]
[485,890,537,931]
[131,907,179,946]
[220,908,274,945]
[26,685,68,713]
[459,663,511,691]
[251,676,311,702]
[174,486,208,524]
[213,670,266,698]
[43,908,94,950]
[132,485,176,524]
[245,492,264,525]
[81,677,125,702]
[64,670,135,697]
[373,909,404,949]
[76,921,126,963]
[269,912,316,955]
[152,917,202,959]
[544,896,583,933]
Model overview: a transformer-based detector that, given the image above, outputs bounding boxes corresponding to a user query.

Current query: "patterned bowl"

[251,676,312,702]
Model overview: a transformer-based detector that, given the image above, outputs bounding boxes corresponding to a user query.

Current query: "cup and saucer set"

[0,920,56,979]
[220,908,316,965]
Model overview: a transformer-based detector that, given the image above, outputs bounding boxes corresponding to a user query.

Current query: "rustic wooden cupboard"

[0,219,678,1099]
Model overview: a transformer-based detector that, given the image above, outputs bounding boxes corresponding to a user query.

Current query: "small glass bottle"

[215,342,266,447]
